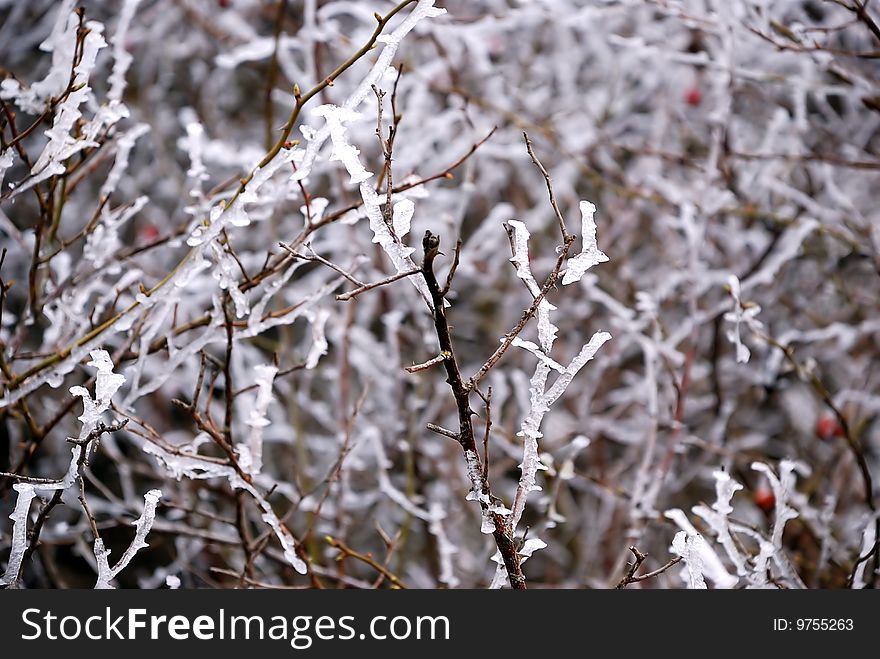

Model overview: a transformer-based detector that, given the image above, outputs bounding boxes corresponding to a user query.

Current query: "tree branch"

[419,230,526,589]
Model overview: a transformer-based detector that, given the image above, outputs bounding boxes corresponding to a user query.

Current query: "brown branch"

[209,567,310,589]
[278,242,364,286]
[426,423,459,440]
[848,0,880,43]
[233,360,305,398]
[405,352,448,373]
[336,267,421,301]
[419,231,526,589]
[615,546,683,589]
[326,536,407,589]
[170,398,251,484]
[847,539,880,587]
[17,419,128,581]
[372,84,394,230]
[77,472,101,544]
[468,234,575,390]
[222,294,235,444]
[475,386,493,481]
[234,491,257,584]
[441,239,462,297]
[523,131,570,241]
[0,472,64,484]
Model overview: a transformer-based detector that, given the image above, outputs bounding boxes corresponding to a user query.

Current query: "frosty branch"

[419,230,527,589]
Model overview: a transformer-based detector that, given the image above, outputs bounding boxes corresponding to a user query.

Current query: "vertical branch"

[222,293,235,445]
[523,131,570,241]
[420,231,526,589]
[475,386,493,481]
[234,491,256,584]
[17,420,128,582]
[373,84,398,232]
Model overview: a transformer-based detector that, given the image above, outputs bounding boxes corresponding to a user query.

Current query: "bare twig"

[475,386,493,481]
[278,242,365,286]
[468,235,576,390]
[426,423,460,441]
[234,491,257,584]
[441,239,462,297]
[326,536,407,589]
[405,352,448,373]
[372,84,397,232]
[170,398,252,484]
[419,231,526,589]
[615,546,683,589]
[0,472,65,484]
[222,294,235,444]
[847,539,880,588]
[18,419,129,580]
[523,131,570,241]
[336,267,421,301]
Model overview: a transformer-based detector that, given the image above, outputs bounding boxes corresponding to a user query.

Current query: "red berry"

[685,87,702,107]
[217,0,231,7]
[754,486,775,513]
[815,414,844,441]
[139,224,160,241]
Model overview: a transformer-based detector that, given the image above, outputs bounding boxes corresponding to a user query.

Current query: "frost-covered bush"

[1,0,878,589]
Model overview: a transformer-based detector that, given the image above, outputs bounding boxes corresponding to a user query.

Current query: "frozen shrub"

[1,0,877,589]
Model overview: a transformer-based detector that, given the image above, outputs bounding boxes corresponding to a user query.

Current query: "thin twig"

[847,539,880,587]
[419,231,526,589]
[426,423,460,441]
[222,294,235,444]
[336,267,421,301]
[475,386,493,481]
[405,352,448,373]
[441,239,462,297]
[326,536,407,589]
[170,399,252,484]
[468,235,576,390]
[18,419,129,580]
[615,546,683,589]
[278,242,365,286]
[523,131,570,241]
[372,84,397,232]
[0,472,64,484]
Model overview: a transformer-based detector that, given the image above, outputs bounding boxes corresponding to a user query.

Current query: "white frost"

[94,489,162,589]
[238,363,278,475]
[0,149,13,190]
[692,469,748,577]
[671,531,708,589]
[304,308,330,369]
[312,105,373,185]
[0,483,38,586]
[427,503,460,588]
[561,201,609,285]
[392,198,415,238]
[107,0,143,102]
[723,274,763,363]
